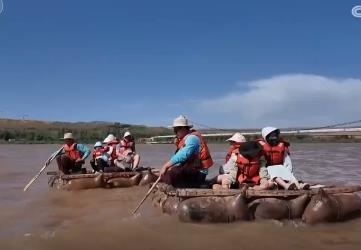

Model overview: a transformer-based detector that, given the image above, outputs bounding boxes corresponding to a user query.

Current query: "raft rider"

[90,141,110,173]
[215,132,247,188]
[257,127,309,190]
[114,131,140,171]
[160,115,213,188]
[103,134,120,172]
[214,140,274,190]
[56,132,90,175]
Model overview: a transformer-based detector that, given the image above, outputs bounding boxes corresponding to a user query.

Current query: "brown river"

[1,143,361,250]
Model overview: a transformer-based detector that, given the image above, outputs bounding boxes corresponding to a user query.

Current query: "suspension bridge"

[144,119,361,144]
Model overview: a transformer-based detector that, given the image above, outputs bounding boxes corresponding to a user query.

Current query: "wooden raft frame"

[161,185,361,198]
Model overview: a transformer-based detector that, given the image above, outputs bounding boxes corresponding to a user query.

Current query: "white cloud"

[193,74,361,128]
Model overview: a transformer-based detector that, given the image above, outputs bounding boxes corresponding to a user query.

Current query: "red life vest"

[257,139,290,166]
[64,143,82,161]
[235,151,261,184]
[106,140,119,160]
[225,144,241,163]
[92,147,108,159]
[176,130,213,169]
[118,139,135,156]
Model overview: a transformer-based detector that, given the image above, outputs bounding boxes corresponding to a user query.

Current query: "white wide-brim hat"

[226,132,246,143]
[123,131,131,138]
[103,134,117,143]
[172,115,193,128]
[61,132,74,140]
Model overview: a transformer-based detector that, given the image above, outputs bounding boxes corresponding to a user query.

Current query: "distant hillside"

[0,118,172,143]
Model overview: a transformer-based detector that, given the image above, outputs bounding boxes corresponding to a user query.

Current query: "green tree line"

[0,119,172,143]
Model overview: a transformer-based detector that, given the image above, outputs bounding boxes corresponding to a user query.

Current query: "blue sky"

[1,0,361,128]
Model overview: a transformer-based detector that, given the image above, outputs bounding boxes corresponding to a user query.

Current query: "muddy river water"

[0,143,361,250]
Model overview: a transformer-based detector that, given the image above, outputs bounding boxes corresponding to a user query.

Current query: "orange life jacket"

[64,143,82,161]
[176,130,213,169]
[257,139,290,166]
[106,140,119,160]
[92,146,108,159]
[235,151,261,184]
[225,144,241,163]
[118,139,135,156]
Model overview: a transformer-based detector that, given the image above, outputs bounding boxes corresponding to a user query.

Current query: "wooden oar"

[132,176,161,214]
[23,147,64,192]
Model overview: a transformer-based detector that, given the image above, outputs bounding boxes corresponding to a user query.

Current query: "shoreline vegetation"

[0,118,360,144]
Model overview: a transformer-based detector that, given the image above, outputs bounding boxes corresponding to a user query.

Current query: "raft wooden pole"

[55,169,160,180]
[59,172,138,180]
[166,185,361,198]
[132,176,161,214]
[23,147,64,192]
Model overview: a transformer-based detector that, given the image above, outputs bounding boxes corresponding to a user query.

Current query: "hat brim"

[171,125,193,128]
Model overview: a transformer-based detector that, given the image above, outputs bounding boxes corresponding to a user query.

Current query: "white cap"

[103,134,117,143]
[62,132,74,140]
[94,141,102,148]
[261,127,279,140]
[124,131,131,138]
[172,115,193,128]
[226,132,246,143]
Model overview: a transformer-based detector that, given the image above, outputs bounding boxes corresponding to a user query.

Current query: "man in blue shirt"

[160,115,210,188]
[56,133,91,174]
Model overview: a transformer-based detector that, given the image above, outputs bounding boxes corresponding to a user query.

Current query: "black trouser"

[161,165,207,188]
[56,155,82,174]
[90,158,109,172]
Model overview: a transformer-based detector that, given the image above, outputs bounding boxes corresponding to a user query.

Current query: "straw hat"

[172,115,193,128]
[62,132,74,140]
[226,132,246,143]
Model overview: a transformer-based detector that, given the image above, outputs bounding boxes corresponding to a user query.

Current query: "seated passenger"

[225,132,247,163]
[90,141,110,173]
[56,133,90,175]
[159,115,213,188]
[215,133,246,187]
[214,141,274,190]
[257,127,309,190]
[114,131,140,171]
[102,134,120,172]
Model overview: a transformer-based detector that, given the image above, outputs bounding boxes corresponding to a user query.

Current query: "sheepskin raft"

[161,185,361,198]
[48,169,159,191]
[152,184,361,224]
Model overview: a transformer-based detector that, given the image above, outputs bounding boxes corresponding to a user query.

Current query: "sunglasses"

[173,127,182,133]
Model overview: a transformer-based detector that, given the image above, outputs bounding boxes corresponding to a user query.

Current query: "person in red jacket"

[224,132,247,163]
[213,141,274,190]
[90,141,109,173]
[258,127,309,190]
[114,131,140,171]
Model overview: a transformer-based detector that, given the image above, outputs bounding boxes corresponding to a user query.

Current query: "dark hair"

[239,141,262,159]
